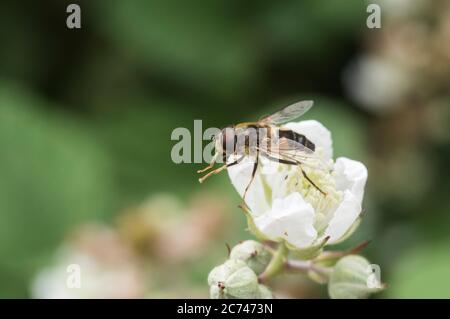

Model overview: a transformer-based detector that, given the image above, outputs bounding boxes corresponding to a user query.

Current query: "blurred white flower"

[344,55,412,113]
[30,225,145,299]
[228,120,367,252]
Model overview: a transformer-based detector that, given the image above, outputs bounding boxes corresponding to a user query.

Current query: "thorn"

[348,240,371,254]
[225,243,231,257]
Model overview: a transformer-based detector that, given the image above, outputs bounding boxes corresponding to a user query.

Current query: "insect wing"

[277,137,314,154]
[280,137,330,171]
[260,100,314,125]
[259,137,329,172]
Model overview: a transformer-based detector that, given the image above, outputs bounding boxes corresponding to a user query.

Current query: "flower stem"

[258,242,288,283]
[285,260,332,276]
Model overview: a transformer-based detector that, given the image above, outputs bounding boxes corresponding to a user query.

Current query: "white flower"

[344,55,411,113]
[228,120,367,251]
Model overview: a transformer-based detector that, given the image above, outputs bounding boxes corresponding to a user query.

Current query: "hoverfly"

[198,100,327,199]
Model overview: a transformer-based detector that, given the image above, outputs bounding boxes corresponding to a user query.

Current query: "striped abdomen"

[278,129,315,151]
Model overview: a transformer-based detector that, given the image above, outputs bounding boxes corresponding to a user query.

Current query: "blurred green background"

[0,0,449,298]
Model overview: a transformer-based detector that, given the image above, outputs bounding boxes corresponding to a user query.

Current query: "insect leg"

[281,153,327,195]
[197,153,218,173]
[300,167,327,196]
[198,156,244,183]
[243,153,259,201]
[259,150,327,196]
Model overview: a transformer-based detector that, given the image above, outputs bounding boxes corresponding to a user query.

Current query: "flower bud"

[328,255,385,299]
[208,259,262,299]
[229,240,271,275]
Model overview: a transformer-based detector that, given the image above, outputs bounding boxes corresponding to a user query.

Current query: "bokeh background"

[0,0,449,298]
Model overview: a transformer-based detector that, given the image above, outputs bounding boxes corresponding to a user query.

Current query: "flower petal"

[283,120,333,161]
[333,157,368,203]
[258,156,294,200]
[323,190,362,243]
[227,157,271,216]
[321,158,367,244]
[253,192,317,248]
